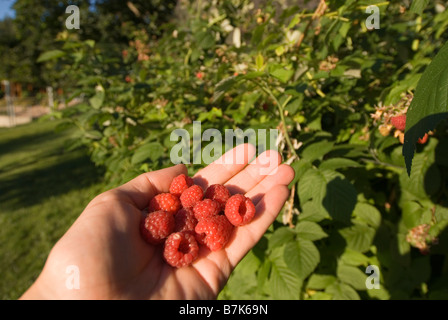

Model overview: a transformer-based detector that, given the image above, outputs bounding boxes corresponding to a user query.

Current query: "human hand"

[20,144,294,299]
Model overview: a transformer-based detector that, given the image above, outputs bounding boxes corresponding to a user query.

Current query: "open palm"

[21,144,294,299]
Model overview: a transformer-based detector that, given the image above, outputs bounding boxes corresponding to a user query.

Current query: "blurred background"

[1,0,448,300]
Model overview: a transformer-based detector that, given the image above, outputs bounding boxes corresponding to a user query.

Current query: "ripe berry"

[148,193,181,215]
[140,210,175,245]
[193,199,220,221]
[204,184,231,211]
[418,133,429,144]
[224,194,256,226]
[169,174,194,197]
[174,208,198,233]
[390,115,406,131]
[163,232,199,268]
[195,215,234,251]
[180,185,203,209]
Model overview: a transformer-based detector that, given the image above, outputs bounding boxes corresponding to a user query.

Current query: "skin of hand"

[20,144,295,300]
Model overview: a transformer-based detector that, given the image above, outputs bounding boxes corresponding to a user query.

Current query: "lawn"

[0,118,105,299]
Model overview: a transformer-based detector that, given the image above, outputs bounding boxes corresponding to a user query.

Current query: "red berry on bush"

[390,115,406,131]
[418,133,429,144]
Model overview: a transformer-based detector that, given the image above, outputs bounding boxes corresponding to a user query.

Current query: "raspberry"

[195,215,234,251]
[418,133,429,144]
[163,232,199,268]
[169,174,194,197]
[174,208,198,233]
[204,184,231,211]
[390,115,406,131]
[140,210,175,245]
[193,199,220,221]
[180,185,203,209]
[224,194,256,226]
[149,193,181,215]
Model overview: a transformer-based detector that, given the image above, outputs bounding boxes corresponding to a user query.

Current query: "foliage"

[34,0,448,299]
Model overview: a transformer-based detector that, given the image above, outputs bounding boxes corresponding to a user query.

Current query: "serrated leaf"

[37,50,66,63]
[295,221,328,241]
[337,264,368,291]
[301,140,335,162]
[269,247,303,299]
[353,202,382,228]
[284,239,320,279]
[268,227,296,250]
[326,281,360,300]
[338,223,376,253]
[322,175,357,224]
[403,41,448,175]
[307,274,337,290]
[318,158,362,171]
[299,201,330,223]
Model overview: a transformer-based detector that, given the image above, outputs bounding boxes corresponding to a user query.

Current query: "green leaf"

[283,239,320,279]
[353,202,382,228]
[270,67,294,83]
[269,248,303,299]
[337,264,368,291]
[318,158,362,171]
[37,50,66,63]
[131,142,164,164]
[299,201,330,223]
[326,281,360,300]
[403,41,448,175]
[322,175,357,224]
[268,227,296,250]
[410,0,430,15]
[295,221,328,241]
[338,223,376,253]
[307,274,337,290]
[301,140,335,162]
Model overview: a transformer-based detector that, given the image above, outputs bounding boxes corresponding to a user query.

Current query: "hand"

[20,144,294,299]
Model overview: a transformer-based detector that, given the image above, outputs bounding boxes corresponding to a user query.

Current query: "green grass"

[0,118,105,299]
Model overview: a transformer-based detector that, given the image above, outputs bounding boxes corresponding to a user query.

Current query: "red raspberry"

[140,210,175,245]
[169,174,194,197]
[148,193,181,215]
[204,184,231,211]
[180,185,203,209]
[195,215,234,251]
[174,208,198,233]
[224,194,256,226]
[390,115,406,131]
[163,232,199,268]
[418,133,429,144]
[193,199,220,221]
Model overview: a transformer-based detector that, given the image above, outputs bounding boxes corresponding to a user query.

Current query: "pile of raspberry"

[140,174,256,268]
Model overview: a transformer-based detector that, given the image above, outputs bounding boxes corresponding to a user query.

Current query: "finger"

[244,164,295,204]
[224,149,282,195]
[193,143,256,190]
[225,184,291,267]
[91,164,188,210]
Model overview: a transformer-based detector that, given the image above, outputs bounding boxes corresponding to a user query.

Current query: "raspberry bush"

[39,0,448,299]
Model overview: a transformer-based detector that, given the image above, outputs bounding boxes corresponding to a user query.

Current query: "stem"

[256,82,298,158]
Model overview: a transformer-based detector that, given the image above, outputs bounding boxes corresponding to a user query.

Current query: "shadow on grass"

[0,120,104,211]
[0,150,103,210]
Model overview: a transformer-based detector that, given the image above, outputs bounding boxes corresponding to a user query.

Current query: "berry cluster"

[140,174,256,268]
